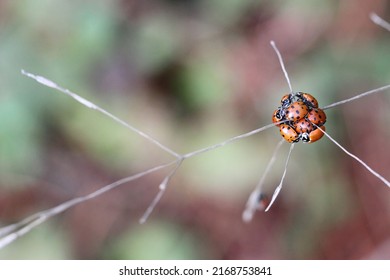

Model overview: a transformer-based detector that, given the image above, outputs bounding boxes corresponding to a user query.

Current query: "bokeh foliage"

[0,0,389,259]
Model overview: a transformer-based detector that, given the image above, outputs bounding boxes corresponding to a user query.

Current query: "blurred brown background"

[0,0,389,259]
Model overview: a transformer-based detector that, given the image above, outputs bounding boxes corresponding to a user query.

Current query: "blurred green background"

[0,0,390,259]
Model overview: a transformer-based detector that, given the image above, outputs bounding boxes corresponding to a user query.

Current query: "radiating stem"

[370,12,390,32]
[316,126,390,187]
[270,41,293,93]
[242,139,284,222]
[21,70,180,158]
[265,143,295,212]
[0,161,176,249]
[322,85,390,110]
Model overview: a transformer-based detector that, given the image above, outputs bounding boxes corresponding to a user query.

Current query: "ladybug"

[285,101,309,122]
[307,108,326,126]
[294,118,313,134]
[301,126,326,143]
[272,109,283,126]
[297,92,319,109]
[279,124,299,143]
[280,93,292,108]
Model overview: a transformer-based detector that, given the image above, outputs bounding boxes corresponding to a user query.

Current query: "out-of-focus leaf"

[105,221,212,259]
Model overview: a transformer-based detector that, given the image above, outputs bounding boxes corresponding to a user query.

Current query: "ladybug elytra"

[279,123,300,143]
[307,108,326,126]
[285,101,309,122]
[297,92,319,109]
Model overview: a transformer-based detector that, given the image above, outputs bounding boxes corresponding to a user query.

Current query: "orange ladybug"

[294,118,314,134]
[307,108,326,126]
[297,92,319,109]
[285,101,309,122]
[279,124,300,143]
[280,93,292,108]
[301,126,326,143]
[272,109,285,126]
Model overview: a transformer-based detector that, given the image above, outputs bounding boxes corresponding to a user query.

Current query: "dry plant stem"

[370,12,390,32]
[0,216,47,251]
[139,158,184,224]
[139,122,280,222]
[322,84,390,110]
[315,126,390,188]
[270,41,293,93]
[182,122,278,159]
[265,143,295,212]
[21,70,180,158]
[0,213,41,238]
[0,161,176,249]
[138,188,166,225]
[139,124,280,223]
[252,40,295,214]
[242,139,285,223]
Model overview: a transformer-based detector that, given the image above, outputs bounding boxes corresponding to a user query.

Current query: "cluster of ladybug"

[272,92,327,143]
